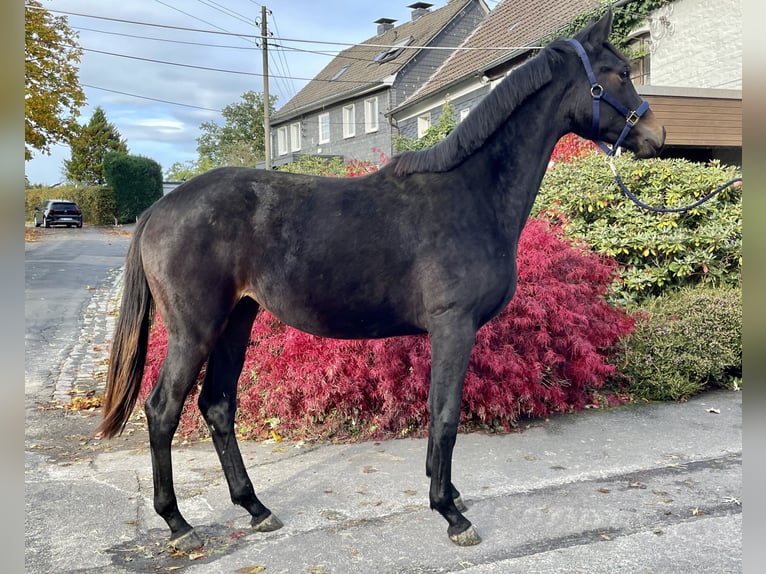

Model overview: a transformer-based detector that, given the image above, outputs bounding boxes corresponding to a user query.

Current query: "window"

[331,65,350,81]
[364,97,379,133]
[342,104,356,138]
[318,112,330,144]
[373,36,413,64]
[290,122,301,152]
[277,126,288,156]
[459,108,470,122]
[417,113,431,138]
[628,33,651,85]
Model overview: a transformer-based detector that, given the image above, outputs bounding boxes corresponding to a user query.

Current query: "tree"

[25,0,86,160]
[196,90,277,167]
[164,157,216,181]
[64,106,129,184]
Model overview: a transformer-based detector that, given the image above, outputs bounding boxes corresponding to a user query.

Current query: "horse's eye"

[619,69,631,81]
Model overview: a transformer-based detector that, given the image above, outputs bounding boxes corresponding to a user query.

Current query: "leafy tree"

[196,90,277,167]
[25,0,86,160]
[164,157,216,181]
[64,106,129,184]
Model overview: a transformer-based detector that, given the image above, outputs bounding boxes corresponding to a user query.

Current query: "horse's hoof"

[168,528,204,552]
[454,495,468,513]
[252,512,284,532]
[449,524,481,546]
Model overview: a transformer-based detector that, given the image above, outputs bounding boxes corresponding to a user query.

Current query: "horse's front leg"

[427,315,481,546]
[426,435,467,512]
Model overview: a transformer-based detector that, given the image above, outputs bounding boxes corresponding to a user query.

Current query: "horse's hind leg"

[198,297,283,533]
[144,339,209,551]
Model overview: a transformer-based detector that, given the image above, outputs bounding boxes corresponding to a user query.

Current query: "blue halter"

[567,38,651,156]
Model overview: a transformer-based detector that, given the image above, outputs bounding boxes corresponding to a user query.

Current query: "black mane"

[392,42,565,176]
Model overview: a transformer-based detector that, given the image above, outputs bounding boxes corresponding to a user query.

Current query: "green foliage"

[164,157,216,181]
[533,153,742,305]
[64,106,129,184]
[196,90,278,167]
[277,155,348,176]
[276,154,380,177]
[394,100,457,152]
[103,152,163,223]
[542,0,670,52]
[25,0,86,160]
[617,286,742,401]
[25,184,114,226]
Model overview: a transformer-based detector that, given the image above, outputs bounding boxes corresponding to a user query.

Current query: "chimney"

[375,17,397,35]
[408,2,433,21]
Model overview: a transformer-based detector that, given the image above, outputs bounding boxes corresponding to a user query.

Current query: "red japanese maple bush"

[138,217,635,442]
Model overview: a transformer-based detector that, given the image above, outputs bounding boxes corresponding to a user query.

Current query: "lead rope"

[606,155,742,214]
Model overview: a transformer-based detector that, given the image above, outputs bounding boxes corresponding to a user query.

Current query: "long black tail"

[97,213,155,438]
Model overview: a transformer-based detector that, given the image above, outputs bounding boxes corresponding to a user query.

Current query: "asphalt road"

[24,225,743,573]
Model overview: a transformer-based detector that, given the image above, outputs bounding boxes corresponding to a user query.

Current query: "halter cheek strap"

[566,38,651,156]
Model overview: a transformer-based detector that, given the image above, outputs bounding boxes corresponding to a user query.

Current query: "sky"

[26,0,500,185]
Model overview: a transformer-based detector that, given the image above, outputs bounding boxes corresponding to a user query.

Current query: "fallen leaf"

[403,489,417,496]
[188,551,205,560]
[234,567,266,574]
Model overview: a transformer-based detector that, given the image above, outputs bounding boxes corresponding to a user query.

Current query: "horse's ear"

[573,7,613,48]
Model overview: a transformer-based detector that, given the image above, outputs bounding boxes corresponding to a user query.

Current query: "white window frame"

[289,122,301,152]
[342,104,356,139]
[318,112,331,144]
[364,97,379,133]
[277,126,288,156]
[417,113,431,138]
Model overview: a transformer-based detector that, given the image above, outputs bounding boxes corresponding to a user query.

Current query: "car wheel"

[43,219,50,228]
[76,222,83,228]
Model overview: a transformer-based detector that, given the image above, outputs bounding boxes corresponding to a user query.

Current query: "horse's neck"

[460,79,570,226]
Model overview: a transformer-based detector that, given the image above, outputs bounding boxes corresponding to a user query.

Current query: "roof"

[394,0,605,111]
[272,0,478,123]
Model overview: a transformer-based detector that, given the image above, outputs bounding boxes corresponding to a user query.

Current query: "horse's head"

[566,9,666,158]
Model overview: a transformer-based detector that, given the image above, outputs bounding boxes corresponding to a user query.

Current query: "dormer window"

[373,36,414,64]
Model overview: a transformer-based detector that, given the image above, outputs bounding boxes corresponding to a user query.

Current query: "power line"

[32,6,540,52]
[82,83,222,112]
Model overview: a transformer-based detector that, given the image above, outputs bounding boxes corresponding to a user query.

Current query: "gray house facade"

[269,0,490,168]
[389,0,742,165]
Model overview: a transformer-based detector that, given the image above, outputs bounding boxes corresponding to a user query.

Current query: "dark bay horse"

[98,11,665,548]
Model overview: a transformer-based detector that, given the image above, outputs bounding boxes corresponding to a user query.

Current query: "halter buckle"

[626,110,640,126]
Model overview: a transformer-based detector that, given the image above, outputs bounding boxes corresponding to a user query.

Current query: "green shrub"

[617,285,742,401]
[103,152,163,223]
[534,153,742,305]
[25,184,115,225]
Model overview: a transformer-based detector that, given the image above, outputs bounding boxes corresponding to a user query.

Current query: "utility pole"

[261,5,271,169]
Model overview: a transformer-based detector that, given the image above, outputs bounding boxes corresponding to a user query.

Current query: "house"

[389,0,743,166]
[268,0,490,168]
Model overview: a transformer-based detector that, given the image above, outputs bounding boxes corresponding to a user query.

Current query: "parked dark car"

[33,199,83,228]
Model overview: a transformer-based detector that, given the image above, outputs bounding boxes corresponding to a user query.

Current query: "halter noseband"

[567,38,651,156]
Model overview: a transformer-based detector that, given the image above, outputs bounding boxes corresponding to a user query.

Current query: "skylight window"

[331,65,350,81]
[373,36,413,64]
